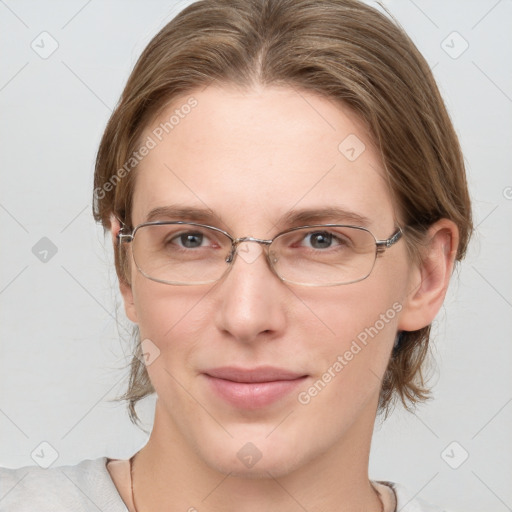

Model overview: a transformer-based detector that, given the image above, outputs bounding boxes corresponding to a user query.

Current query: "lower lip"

[204,375,307,409]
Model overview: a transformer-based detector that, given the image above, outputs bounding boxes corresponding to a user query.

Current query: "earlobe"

[398,219,459,332]
[110,214,138,324]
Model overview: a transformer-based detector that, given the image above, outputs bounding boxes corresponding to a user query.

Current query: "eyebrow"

[145,205,219,224]
[275,207,372,228]
[144,205,371,229]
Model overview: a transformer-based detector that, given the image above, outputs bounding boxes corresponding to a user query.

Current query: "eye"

[302,231,345,249]
[171,231,208,248]
[306,231,332,249]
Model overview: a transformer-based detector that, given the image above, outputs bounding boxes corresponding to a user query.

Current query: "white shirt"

[0,457,448,511]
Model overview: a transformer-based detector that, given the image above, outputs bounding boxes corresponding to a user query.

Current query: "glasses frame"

[117,220,403,286]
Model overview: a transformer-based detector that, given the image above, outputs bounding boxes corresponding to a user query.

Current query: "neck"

[131,400,382,512]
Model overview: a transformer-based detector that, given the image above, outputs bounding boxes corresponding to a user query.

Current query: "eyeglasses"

[117,221,403,287]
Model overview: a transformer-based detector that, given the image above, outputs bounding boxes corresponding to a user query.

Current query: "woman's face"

[120,85,418,477]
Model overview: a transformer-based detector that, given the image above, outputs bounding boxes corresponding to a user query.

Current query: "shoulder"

[0,457,128,512]
[384,480,453,512]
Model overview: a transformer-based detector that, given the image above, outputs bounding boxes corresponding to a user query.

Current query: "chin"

[195,428,310,479]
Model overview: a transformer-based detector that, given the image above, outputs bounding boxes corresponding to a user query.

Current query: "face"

[120,85,419,477]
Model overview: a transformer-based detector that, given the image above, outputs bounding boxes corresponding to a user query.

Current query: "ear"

[110,215,138,324]
[398,219,459,331]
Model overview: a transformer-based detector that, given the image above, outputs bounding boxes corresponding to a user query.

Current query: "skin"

[112,84,459,511]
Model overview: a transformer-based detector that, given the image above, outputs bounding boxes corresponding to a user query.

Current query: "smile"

[203,366,309,409]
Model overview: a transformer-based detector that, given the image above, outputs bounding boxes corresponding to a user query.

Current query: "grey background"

[1,1,511,510]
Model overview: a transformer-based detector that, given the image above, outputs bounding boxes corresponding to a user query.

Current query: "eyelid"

[281,227,347,246]
[168,225,227,246]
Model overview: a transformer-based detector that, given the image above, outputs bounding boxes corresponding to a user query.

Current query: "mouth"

[202,366,309,409]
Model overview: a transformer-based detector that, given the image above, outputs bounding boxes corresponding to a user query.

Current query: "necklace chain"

[129,454,384,512]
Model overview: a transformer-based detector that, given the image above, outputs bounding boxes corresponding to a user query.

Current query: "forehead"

[131,85,395,233]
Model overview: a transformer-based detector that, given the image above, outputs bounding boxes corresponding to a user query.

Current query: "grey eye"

[177,232,204,248]
[307,232,333,249]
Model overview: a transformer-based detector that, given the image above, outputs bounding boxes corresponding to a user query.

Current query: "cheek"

[300,272,403,350]
[131,271,206,332]
[129,277,216,416]
[130,274,215,370]
[295,270,405,400]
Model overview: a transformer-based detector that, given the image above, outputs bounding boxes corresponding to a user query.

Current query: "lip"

[203,366,308,409]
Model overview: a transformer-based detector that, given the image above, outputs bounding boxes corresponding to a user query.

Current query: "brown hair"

[93,0,472,425]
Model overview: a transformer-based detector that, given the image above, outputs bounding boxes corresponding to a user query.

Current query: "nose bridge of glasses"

[233,236,272,245]
[226,237,273,265]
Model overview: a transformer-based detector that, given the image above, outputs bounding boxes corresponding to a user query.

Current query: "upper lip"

[204,366,307,383]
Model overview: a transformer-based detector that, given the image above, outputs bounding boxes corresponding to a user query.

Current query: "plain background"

[0,1,511,510]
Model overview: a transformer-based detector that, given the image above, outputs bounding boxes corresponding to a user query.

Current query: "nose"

[214,240,287,344]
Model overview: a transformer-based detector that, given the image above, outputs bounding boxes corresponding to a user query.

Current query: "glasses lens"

[132,223,232,285]
[271,226,377,285]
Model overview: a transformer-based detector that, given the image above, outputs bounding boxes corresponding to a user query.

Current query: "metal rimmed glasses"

[117,221,403,287]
